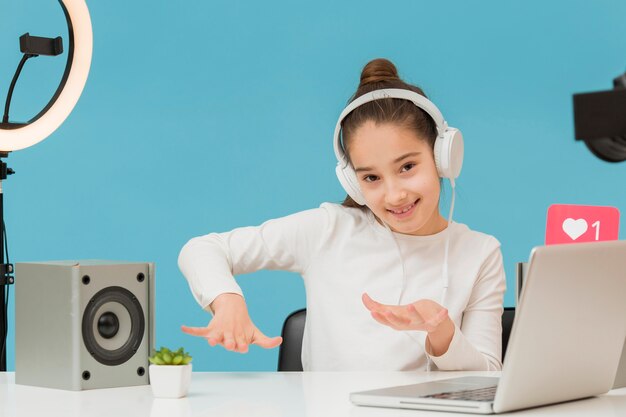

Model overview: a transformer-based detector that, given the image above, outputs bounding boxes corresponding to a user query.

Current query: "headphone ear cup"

[335,163,366,206]
[434,128,464,179]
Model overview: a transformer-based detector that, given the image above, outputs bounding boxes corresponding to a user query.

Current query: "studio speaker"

[14,260,155,390]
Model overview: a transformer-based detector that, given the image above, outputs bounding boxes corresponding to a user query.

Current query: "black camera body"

[573,73,626,163]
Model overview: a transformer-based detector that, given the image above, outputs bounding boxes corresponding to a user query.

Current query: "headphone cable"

[441,178,456,306]
[386,177,456,371]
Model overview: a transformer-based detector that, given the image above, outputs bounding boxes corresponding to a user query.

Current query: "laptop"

[613,335,626,389]
[350,240,626,414]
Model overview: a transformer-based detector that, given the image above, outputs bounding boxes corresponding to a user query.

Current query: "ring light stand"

[0,0,93,371]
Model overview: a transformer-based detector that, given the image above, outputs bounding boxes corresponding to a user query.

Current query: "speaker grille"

[82,286,145,366]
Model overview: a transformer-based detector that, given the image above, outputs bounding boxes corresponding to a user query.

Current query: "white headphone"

[333,88,464,206]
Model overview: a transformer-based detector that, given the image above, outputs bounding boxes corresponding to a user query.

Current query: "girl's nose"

[385,181,408,205]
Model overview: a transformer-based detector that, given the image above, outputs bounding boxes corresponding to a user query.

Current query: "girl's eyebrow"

[354,152,422,173]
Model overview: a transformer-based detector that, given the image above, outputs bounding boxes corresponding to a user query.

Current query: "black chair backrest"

[278,307,516,371]
[502,307,515,361]
[277,308,306,372]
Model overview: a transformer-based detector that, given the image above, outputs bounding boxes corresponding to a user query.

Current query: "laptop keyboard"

[423,385,498,402]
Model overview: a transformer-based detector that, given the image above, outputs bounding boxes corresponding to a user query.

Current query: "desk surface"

[2,371,626,416]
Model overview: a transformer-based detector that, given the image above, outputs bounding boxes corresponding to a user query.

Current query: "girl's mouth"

[387,199,420,219]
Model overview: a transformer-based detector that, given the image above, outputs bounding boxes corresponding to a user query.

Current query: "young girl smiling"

[178,58,506,371]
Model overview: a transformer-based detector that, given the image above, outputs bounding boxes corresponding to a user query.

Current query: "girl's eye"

[401,163,415,172]
[362,174,379,183]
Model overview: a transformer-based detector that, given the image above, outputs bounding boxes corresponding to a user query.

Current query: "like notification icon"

[545,204,620,245]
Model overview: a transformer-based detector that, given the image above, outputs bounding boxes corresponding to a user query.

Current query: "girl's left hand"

[361,292,449,333]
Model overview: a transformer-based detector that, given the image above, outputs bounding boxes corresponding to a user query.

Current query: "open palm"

[362,293,449,333]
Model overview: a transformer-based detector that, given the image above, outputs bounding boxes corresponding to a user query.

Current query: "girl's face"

[348,121,447,236]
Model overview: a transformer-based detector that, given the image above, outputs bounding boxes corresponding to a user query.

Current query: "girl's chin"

[385,215,423,233]
[391,223,421,234]
[391,217,448,236]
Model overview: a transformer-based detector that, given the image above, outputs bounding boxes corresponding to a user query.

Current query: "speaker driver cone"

[82,286,145,366]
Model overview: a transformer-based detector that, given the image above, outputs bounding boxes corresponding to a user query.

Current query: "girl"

[178,58,506,371]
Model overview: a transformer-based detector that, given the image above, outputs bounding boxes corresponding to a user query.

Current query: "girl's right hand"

[181,293,283,353]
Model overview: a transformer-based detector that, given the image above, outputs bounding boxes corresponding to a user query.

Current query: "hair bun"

[359,58,400,86]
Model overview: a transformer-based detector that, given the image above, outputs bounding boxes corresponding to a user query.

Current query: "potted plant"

[148,346,193,398]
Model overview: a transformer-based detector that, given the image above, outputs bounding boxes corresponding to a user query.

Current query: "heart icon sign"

[562,218,588,241]
[546,204,620,245]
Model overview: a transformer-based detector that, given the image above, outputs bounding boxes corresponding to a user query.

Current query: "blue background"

[1,0,625,371]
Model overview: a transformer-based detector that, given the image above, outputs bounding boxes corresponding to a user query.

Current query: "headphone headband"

[333,89,450,167]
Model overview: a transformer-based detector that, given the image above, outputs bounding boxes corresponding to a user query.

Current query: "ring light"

[0,0,93,152]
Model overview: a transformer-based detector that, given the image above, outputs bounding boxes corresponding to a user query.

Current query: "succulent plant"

[149,346,192,366]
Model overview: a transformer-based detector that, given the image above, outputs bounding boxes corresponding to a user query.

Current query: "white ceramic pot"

[149,364,192,398]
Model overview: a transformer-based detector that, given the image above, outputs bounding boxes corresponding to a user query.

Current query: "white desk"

[2,371,626,416]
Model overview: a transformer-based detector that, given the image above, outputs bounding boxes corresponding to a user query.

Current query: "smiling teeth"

[391,203,414,214]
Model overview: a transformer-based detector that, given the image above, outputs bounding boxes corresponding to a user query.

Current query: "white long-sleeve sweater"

[178,202,506,371]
